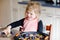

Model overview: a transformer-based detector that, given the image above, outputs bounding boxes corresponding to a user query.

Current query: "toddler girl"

[2,1,48,40]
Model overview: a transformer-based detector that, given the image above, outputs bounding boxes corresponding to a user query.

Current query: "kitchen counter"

[0,37,12,40]
[18,1,60,8]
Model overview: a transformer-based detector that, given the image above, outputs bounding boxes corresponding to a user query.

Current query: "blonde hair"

[25,1,41,18]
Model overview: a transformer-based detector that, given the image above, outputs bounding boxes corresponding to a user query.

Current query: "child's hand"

[44,36,49,40]
[19,26,24,32]
[2,26,11,36]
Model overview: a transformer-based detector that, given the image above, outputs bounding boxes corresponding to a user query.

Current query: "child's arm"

[1,18,25,36]
[7,18,25,29]
[37,20,43,33]
[2,25,11,35]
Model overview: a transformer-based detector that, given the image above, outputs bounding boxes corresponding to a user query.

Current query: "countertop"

[18,1,60,8]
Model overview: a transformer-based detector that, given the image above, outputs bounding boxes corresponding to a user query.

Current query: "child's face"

[25,10,37,20]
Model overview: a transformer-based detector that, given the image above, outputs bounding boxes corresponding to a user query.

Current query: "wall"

[0,0,19,27]
[0,0,1,27]
[0,0,11,27]
[18,0,30,2]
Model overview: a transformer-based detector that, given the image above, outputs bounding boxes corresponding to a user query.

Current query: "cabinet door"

[55,8,60,17]
[18,4,27,19]
[41,7,56,16]
[11,0,19,21]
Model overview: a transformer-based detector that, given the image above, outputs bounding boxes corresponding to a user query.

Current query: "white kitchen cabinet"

[41,7,60,40]
[39,6,60,40]
[18,4,27,20]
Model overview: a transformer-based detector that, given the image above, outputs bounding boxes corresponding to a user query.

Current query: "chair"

[45,24,52,40]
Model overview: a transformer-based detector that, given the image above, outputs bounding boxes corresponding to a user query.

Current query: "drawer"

[41,6,56,16]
